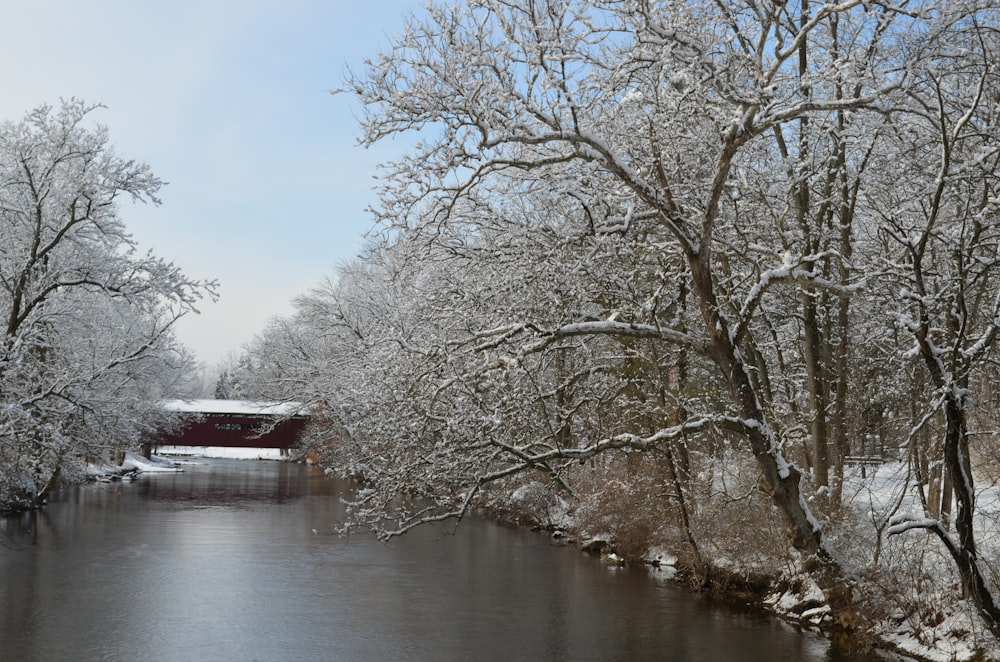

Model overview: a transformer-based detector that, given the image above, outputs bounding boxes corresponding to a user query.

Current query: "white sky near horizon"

[0,0,424,367]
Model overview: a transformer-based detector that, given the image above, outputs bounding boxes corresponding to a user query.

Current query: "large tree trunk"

[937,392,1000,635]
[803,296,830,489]
[689,249,858,629]
[830,293,850,502]
[913,324,1000,635]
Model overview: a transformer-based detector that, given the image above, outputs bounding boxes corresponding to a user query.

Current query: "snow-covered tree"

[0,100,215,510]
[228,0,1000,640]
[874,11,1000,633]
[336,0,942,626]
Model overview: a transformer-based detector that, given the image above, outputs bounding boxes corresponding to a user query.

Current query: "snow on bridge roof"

[162,399,305,417]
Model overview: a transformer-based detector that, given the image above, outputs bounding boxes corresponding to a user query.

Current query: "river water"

[0,459,883,661]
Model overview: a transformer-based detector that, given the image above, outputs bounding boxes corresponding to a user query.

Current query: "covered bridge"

[159,399,308,450]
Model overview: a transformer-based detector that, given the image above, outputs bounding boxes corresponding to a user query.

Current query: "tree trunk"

[34,465,61,507]
[935,392,1000,635]
[688,249,858,629]
[830,310,849,503]
[939,465,953,531]
[915,324,1000,634]
[803,296,830,489]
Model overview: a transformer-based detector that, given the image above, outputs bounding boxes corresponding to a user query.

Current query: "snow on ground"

[121,452,183,473]
[161,399,303,416]
[85,451,182,481]
[156,445,287,460]
[85,448,287,482]
[836,460,1000,661]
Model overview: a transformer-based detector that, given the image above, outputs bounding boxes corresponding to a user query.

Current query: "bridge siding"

[160,412,307,449]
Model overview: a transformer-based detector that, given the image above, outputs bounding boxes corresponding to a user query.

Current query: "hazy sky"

[0,0,423,365]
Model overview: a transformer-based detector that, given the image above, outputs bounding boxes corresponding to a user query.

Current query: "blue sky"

[0,0,424,365]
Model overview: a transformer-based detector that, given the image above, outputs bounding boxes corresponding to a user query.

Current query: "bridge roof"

[162,399,305,417]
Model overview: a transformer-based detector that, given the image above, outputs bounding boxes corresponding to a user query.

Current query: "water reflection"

[0,509,38,547]
[134,460,315,506]
[1,459,882,661]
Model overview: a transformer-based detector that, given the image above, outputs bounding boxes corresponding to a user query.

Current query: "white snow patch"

[644,546,678,568]
[801,605,831,624]
[121,452,182,473]
[161,398,304,416]
[157,445,287,460]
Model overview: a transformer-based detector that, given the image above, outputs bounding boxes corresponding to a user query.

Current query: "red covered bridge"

[159,399,308,450]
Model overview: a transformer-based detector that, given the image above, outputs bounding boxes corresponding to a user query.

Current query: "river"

[0,458,885,661]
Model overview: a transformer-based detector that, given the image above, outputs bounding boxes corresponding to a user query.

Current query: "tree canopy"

[0,100,215,510]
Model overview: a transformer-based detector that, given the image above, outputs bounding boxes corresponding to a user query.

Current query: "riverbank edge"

[478,504,965,662]
[297,452,978,661]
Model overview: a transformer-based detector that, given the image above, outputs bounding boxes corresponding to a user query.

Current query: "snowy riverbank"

[87,447,288,482]
[83,450,998,660]
[497,458,1000,662]
[155,445,288,460]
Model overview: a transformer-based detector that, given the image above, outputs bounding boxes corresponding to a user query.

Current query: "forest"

[5,1,1000,659]
[224,1,1000,657]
